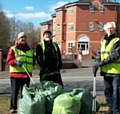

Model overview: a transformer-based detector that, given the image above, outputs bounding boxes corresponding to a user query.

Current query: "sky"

[0,0,120,28]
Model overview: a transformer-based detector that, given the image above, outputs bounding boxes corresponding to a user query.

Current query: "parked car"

[3,50,8,58]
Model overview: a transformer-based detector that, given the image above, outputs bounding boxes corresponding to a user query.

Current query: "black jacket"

[36,40,62,72]
[94,33,120,76]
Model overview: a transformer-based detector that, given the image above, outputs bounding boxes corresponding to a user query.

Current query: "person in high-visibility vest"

[6,32,35,114]
[36,30,63,87]
[92,22,120,114]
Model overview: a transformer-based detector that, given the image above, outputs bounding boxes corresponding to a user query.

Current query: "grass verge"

[0,97,108,114]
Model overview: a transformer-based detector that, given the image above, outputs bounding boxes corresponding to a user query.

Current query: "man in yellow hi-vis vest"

[6,32,35,113]
[36,30,63,87]
[93,22,120,114]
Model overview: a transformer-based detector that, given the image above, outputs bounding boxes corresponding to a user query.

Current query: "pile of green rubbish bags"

[18,81,100,114]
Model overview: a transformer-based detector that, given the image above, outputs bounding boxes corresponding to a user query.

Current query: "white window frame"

[78,35,89,55]
[68,42,73,53]
[57,26,60,34]
[68,23,74,31]
[99,6,104,13]
[78,42,88,55]
[57,11,60,17]
[43,25,46,29]
[69,7,74,13]
[89,23,94,31]
[89,5,94,12]
[98,23,103,31]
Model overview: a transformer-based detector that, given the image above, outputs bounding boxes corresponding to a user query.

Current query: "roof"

[40,20,53,26]
[55,0,118,11]
[40,0,119,25]
[55,1,90,11]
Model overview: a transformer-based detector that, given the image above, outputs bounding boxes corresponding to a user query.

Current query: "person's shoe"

[103,110,113,114]
[10,109,17,113]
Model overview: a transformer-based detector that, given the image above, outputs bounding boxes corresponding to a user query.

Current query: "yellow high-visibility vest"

[38,41,59,70]
[10,46,33,73]
[100,37,120,74]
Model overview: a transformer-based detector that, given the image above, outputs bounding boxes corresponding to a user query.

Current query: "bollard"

[0,49,3,71]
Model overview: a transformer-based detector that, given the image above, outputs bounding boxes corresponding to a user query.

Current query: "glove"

[55,69,60,75]
[16,60,22,67]
[92,67,98,77]
[110,50,119,61]
[92,62,100,76]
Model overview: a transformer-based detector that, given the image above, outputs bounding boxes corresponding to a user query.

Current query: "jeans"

[104,76,120,113]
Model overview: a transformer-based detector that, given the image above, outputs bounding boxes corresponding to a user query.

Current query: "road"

[0,60,105,97]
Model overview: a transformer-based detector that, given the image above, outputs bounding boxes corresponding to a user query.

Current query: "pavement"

[0,59,99,79]
[0,60,105,97]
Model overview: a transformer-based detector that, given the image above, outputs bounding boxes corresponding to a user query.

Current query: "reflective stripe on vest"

[10,46,33,73]
[38,41,59,70]
[100,37,120,74]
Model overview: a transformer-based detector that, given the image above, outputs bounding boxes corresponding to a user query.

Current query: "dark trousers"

[104,76,120,113]
[40,71,63,87]
[10,77,30,110]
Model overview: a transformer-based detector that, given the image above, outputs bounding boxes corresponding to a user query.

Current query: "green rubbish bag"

[70,88,100,114]
[40,81,63,114]
[52,93,81,114]
[17,84,46,114]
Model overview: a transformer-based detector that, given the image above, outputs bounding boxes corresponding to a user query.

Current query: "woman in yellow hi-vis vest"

[36,30,63,87]
[6,32,35,113]
[93,22,120,114]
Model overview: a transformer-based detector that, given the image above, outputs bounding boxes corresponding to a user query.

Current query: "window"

[98,23,103,31]
[89,5,94,12]
[89,23,94,31]
[58,11,60,17]
[93,1,99,5]
[57,26,60,34]
[68,43,73,53]
[43,25,46,29]
[78,42,88,54]
[69,7,74,13]
[99,6,104,13]
[68,23,74,31]
[78,35,89,55]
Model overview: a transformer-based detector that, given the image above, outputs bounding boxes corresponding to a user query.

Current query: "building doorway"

[78,35,89,55]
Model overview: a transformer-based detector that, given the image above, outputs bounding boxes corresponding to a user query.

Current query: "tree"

[9,18,40,48]
[23,22,40,45]
[0,11,11,50]
[0,1,40,49]
[9,16,24,42]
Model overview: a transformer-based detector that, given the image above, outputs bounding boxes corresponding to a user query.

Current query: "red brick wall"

[40,0,120,60]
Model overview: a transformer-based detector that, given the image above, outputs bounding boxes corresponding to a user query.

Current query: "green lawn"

[0,97,108,114]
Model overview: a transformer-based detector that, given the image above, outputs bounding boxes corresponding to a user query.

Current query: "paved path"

[0,60,105,97]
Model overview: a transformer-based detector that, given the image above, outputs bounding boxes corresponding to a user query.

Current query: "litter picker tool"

[22,64,36,85]
[92,74,96,114]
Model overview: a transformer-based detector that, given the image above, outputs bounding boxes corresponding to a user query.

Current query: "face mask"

[44,37,50,41]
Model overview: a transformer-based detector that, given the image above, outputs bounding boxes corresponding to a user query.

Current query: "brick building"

[40,0,120,60]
